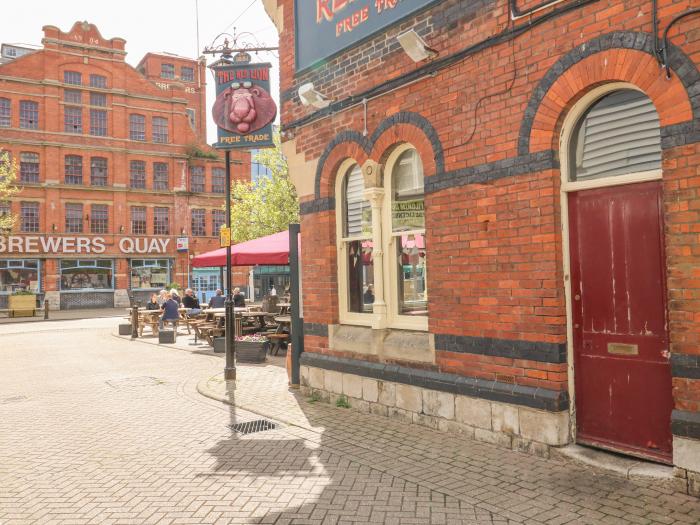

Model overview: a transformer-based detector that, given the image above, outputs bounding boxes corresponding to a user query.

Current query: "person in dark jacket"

[159,293,180,329]
[145,293,160,310]
[182,288,202,315]
[233,287,246,308]
[208,289,225,308]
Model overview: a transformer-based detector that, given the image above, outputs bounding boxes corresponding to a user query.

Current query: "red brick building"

[266,0,700,492]
[0,21,249,310]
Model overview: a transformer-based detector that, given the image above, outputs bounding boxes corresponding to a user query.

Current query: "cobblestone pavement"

[0,321,699,524]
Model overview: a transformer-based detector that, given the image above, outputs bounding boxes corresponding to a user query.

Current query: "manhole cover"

[228,419,278,435]
[106,377,163,389]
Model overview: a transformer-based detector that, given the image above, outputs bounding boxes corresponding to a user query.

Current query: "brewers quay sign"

[295,0,443,71]
[0,236,171,255]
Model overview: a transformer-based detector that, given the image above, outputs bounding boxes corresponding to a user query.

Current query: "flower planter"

[235,341,269,363]
[9,294,36,318]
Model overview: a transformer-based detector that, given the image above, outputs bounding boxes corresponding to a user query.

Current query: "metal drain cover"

[228,419,278,435]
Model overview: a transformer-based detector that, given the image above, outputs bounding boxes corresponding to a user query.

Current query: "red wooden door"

[569,180,673,463]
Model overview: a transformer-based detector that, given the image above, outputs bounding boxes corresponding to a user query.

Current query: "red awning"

[191,230,295,267]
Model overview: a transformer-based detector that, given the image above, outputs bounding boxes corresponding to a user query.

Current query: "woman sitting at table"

[145,293,160,310]
[233,287,246,308]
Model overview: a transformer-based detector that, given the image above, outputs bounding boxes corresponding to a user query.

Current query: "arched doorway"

[561,84,673,463]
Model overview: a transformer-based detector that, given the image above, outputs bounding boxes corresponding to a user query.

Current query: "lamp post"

[224,149,236,381]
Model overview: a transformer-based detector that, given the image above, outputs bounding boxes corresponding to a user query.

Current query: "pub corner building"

[0,22,249,310]
[265,0,700,493]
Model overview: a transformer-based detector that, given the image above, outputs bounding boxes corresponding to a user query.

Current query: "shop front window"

[130,259,170,290]
[391,149,427,317]
[0,259,40,293]
[60,260,113,290]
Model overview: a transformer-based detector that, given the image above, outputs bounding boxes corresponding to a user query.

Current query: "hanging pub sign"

[294,0,444,71]
[211,56,277,149]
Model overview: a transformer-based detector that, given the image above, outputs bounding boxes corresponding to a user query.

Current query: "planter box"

[9,295,36,318]
[213,337,225,354]
[159,330,176,344]
[118,324,132,336]
[236,341,269,363]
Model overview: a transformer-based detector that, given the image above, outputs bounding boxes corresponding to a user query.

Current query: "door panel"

[569,181,673,463]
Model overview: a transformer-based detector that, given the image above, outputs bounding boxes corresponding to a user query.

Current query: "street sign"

[211,59,277,149]
[219,227,231,247]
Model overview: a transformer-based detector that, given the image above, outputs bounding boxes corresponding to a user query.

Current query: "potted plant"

[235,333,269,364]
[9,290,37,318]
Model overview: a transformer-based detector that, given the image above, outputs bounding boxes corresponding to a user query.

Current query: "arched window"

[388,148,427,318]
[570,89,661,182]
[339,164,373,315]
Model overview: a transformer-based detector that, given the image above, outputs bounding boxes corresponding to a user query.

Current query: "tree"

[229,134,299,243]
[0,151,19,233]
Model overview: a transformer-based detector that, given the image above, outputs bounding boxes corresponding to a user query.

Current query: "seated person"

[182,288,202,315]
[170,288,182,305]
[363,284,375,304]
[159,293,180,329]
[233,287,246,308]
[145,293,160,310]
[208,289,225,308]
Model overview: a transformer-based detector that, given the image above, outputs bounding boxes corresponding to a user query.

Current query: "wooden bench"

[267,333,289,356]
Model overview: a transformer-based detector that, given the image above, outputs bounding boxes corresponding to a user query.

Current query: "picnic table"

[267,315,292,355]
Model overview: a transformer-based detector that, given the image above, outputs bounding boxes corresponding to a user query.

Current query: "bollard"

[43,299,49,320]
[131,305,139,339]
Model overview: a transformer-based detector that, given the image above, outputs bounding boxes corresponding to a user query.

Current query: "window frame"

[64,155,83,185]
[160,63,175,79]
[153,162,169,191]
[211,167,226,193]
[90,204,109,234]
[0,98,10,127]
[129,114,146,141]
[211,209,226,236]
[64,106,82,134]
[181,66,195,82]
[189,165,205,193]
[335,160,375,327]
[20,202,39,233]
[129,160,147,189]
[382,145,428,331]
[65,203,84,233]
[19,100,38,129]
[89,108,107,136]
[90,157,108,186]
[153,207,170,235]
[89,74,107,88]
[63,71,82,85]
[191,208,206,237]
[130,206,147,235]
[152,116,168,143]
[19,152,39,183]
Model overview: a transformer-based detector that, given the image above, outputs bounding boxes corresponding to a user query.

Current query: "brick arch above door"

[518,31,700,157]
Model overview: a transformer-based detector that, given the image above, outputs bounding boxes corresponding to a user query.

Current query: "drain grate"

[228,419,278,435]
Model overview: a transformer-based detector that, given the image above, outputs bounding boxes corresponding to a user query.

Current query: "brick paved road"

[1,320,699,524]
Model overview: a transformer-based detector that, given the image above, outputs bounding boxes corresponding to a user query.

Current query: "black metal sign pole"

[224,149,236,381]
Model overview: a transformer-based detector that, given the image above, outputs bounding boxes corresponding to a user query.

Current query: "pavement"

[0,319,699,524]
[0,307,126,324]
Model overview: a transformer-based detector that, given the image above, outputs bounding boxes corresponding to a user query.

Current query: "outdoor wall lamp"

[180,227,186,235]
[51,224,57,232]
[119,225,125,233]
[397,30,437,62]
[298,82,331,109]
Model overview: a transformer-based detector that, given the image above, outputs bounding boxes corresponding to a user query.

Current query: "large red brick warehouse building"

[264,0,700,494]
[0,22,248,310]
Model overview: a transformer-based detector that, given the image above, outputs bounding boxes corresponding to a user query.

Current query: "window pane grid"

[64,155,83,185]
[131,206,146,235]
[64,89,81,104]
[154,207,169,235]
[89,109,107,136]
[129,114,145,141]
[211,168,225,193]
[161,63,175,79]
[211,210,225,236]
[65,203,83,233]
[64,71,82,85]
[19,101,38,129]
[20,202,39,233]
[189,166,205,192]
[153,162,168,190]
[90,157,108,186]
[89,74,106,88]
[64,106,82,133]
[191,209,206,236]
[0,98,10,127]
[129,160,146,189]
[90,204,108,233]
[19,152,39,183]
[89,92,106,107]
[0,201,10,218]
[181,66,194,82]
[152,117,168,143]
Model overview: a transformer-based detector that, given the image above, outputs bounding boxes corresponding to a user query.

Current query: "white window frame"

[335,159,374,326]
[382,144,428,331]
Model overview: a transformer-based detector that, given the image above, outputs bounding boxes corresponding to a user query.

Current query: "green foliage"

[308,391,321,403]
[0,152,19,233]
[186,144,219,160]
[166,282,181,291]
[11,290,35,296]
[335,395,350,409]
[230,134,299,243]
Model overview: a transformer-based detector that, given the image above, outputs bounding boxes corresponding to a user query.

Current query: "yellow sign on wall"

[219,227,231,247]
